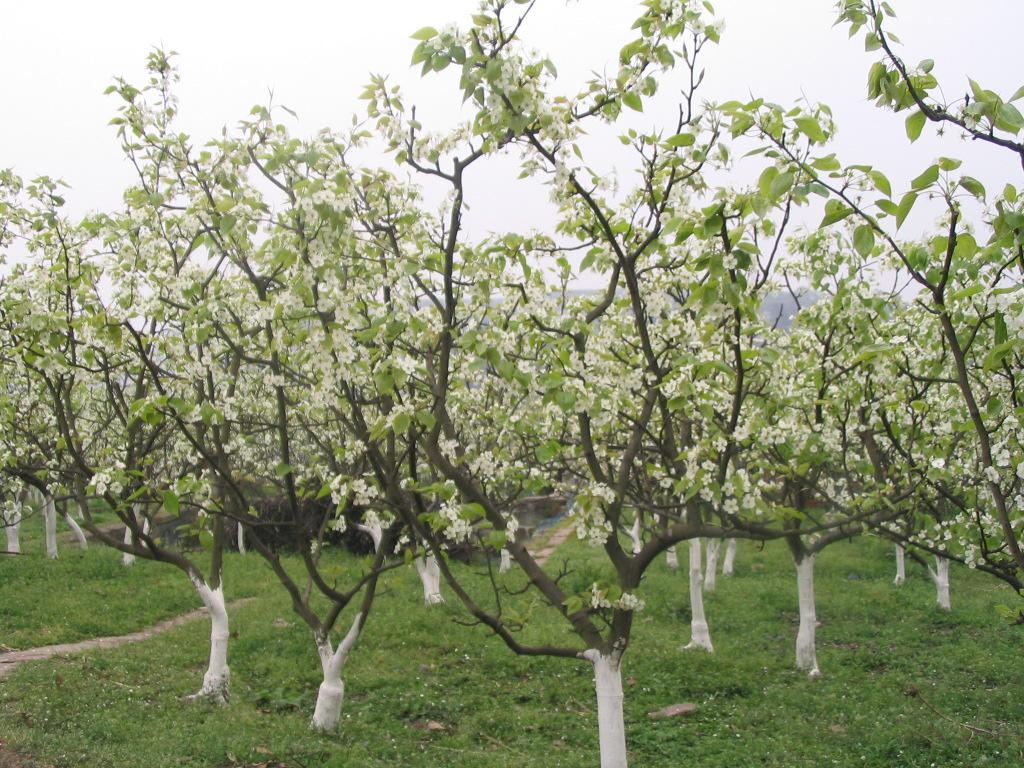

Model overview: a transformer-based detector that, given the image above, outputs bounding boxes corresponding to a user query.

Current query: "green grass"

[1,535,1022,767]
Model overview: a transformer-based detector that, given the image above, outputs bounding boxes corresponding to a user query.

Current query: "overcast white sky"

[2,1,1021,245]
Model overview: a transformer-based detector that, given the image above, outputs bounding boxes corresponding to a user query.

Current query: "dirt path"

[0,598,254,680]
[531,519,576,566]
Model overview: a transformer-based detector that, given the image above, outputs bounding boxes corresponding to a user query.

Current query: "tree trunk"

[64,502,88,550]
[665,545,678,571]
[311,614,364,732]
[893,544,905,586]
[3,499,21,554]
[190,577,231,703]
[43,495,58,560]
[704,539,720,592]
[237,521,246,555]
[721,538,737,576]
[928,556,951,611]
[583,649,628,768]
[355,522,384,553]
[122,504,150,567]
[499,548,512,573]
[625,517,642,555]
[794,553,820,678]
[684,538,713,651]
[414,553,444,605]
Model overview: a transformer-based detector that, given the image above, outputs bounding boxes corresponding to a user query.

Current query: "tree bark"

[929,555,951,611]
[665,545,678,571]
[64,502,88,550]
[721,538,737,576]
[43,495,58,560]
[122,504,150,567]
[704,539,720,592]
[684,538,713,651]
[311,614,364,732]
[3,499,21,555]
[794,553,821,678]
[190,577,231,703]
[499,548,512,573]
[583,649,628,768]
[237,521,246,555]
[893,544,905,586]
[414,553,444,605]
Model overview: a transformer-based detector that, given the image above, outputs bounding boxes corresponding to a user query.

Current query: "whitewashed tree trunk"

[64,502,88,550]
[794,553,821,678]
[665,545,678,571]
[721,538,737,576]
[704,539,721,592]
[583,649,627,768]
[499,548,512,573]
[893,544,906,586]
[43,495,58,560]
[414,553,444,605]
[190,577,231,703]
[311,613,363,732]
[625,517,642,555]
[3,500,21,554]
[237,521,246,555]
[684,538,713,651]
[355,522,384,553]
[928,556,951,611]
[122,505,150,567]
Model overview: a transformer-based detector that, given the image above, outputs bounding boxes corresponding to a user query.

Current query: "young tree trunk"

[893,544,906,586]
[3,499,21,554]
[928,556,951,611]
[704,539,720,592]
[794,553,821,678]
[43,495,58,560]
[190,577,231,703]
[721,538,737,576]
[122,504,150,567]
[665,545,678,571]
[583,649,628,768]
[237,521,246,555]
[499,548,512,573]
[414,553,444,605]
[684,538,713,651]
[64,502,88,550]
[311,614,364,732]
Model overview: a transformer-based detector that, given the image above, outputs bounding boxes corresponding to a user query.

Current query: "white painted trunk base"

[929,556,951,611]
[704,539,720,593]
[311,614,363,732]
[721,538,737,576]
[684,539,713,652]
[65,503,88,550]
[43,496,58,560]
[893,545,906,586]
[3,501,21,554]
[626,517,642,555]
[414,554,444,605]
[237,521,246,555]
[795,554,820,678]
[355,522,384,553]
[190,579,231,703]
[122,505,150,567]
[583,650,628,768]
[499,548,512,573]
[665,545,678,571]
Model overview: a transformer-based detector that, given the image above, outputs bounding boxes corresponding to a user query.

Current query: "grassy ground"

[1,532,1022,767]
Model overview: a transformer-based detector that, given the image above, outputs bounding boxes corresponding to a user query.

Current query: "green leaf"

[853,225,876,257]
[392,412,412,434]
[819,200,854,228]
[162,491,179,516]
[896,191,918,229]
[795,117,826,143]
[769,171,794,199]
[622,92,643,112]
[905,110,926,142]
[275,462,294,478]
[995,312,1009,345]
[410,26,439,41]
[960,176,986,200]
[665,132,696,148]
[910,165,939,190]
